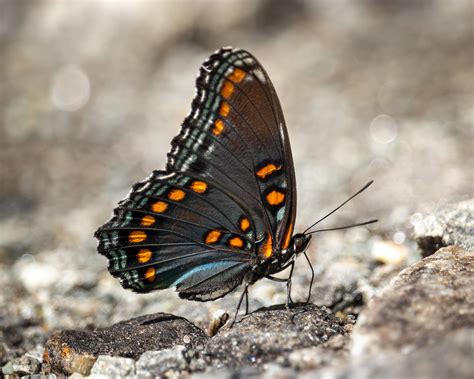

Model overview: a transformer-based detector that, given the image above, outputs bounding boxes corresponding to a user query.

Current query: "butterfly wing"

[95,47,296,301]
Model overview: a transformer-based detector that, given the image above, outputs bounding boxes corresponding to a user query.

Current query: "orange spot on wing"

[137,248,152,263]
[220,81,234,99]
[190,180,207,193]
[205,230,221,244]
[129,230,147,243]
[219,102,230,117]
[229,236,244,248]
[259,235,273,259]
[213,119,225,136]
[144,267,156,282]
[60,346,72,359]
[240,217,250,232]
[256,163,282,179]
[228,68,246,83]
[152,201,168,213]
[168,189,185,201]
[266,190,285,206]
[282,223,294,250]
[141,215,155,226]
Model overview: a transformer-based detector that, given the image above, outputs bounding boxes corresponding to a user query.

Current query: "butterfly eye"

[293,234,311,254]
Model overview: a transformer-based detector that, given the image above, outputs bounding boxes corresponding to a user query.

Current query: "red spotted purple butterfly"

[95,47,376,323]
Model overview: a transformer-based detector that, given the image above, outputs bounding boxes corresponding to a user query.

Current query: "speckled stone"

[1,353,41,376]
[90,355,136,377]
[308,328,474,379]
[351,246,474,357]
[413,199,474,256]
[205,303,347,368]
[287,334,349,371]
[136,345,188,378]
[43,313,208,376]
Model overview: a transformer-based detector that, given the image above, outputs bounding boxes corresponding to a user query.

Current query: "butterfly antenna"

[306,219,378,235]
[302,180,374,235]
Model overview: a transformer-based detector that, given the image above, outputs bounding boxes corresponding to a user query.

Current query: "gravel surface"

[1,1,472,377]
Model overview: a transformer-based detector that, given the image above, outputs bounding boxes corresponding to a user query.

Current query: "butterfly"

[95,47,376,322]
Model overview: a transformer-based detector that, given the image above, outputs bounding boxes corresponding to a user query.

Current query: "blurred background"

[0,0,472,358]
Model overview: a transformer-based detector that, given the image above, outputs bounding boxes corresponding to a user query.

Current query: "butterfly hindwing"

[96,171,253,298]
[95,47,297,301]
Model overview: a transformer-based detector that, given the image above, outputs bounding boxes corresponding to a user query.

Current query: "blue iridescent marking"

[171,261,239,286]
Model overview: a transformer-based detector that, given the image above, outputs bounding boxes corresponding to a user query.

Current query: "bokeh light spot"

[410,212,423,226]
[392,231,406,244]
[369,114,398,144]
[51,65,91,112]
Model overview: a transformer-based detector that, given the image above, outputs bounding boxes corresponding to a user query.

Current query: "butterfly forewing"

[95,47,297,301]
[170,48,296,250]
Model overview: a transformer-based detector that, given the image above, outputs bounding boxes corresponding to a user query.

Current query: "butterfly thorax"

[250,232,311,281]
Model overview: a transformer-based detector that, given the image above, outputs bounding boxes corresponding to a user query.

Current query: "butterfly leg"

[303,251,314,303]
[285,261,295,310]
[230,282,250,328]
[245,286,249,315]
[265,260,296,307]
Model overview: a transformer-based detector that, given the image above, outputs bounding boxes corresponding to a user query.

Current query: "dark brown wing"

[95,47,297,301]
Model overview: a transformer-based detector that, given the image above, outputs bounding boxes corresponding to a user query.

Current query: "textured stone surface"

[90,355,136,377]
[44,313,208,375]
[1,352,41,376]
[351,246,474,356]
[205,303,347,367]
[0,2,472,377]
[287,334,349,371]
[413,199,474,256]
[309,328,474,379]
[136,345,188,378]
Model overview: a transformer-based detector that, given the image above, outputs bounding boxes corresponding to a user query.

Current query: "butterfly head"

[289,233,312,255]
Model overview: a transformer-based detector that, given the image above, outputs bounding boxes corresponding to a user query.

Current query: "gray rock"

[262,363,297,379]
[1,353,41,376]
[288,334,349,371]
[413,199,474,256]
[136,345,188,378]
[44,313,208,376]
[90,355,136,377]
[308,328,474,379]
[205,303,347,368]
[0,342,16,368]
[189,368,235,379]
[351,246,474,357]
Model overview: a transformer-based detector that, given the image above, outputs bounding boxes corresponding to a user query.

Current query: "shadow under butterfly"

[95,47,377,325]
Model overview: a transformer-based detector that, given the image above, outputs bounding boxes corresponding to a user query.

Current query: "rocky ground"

[1,1,473,378]
[2,200,472,378]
